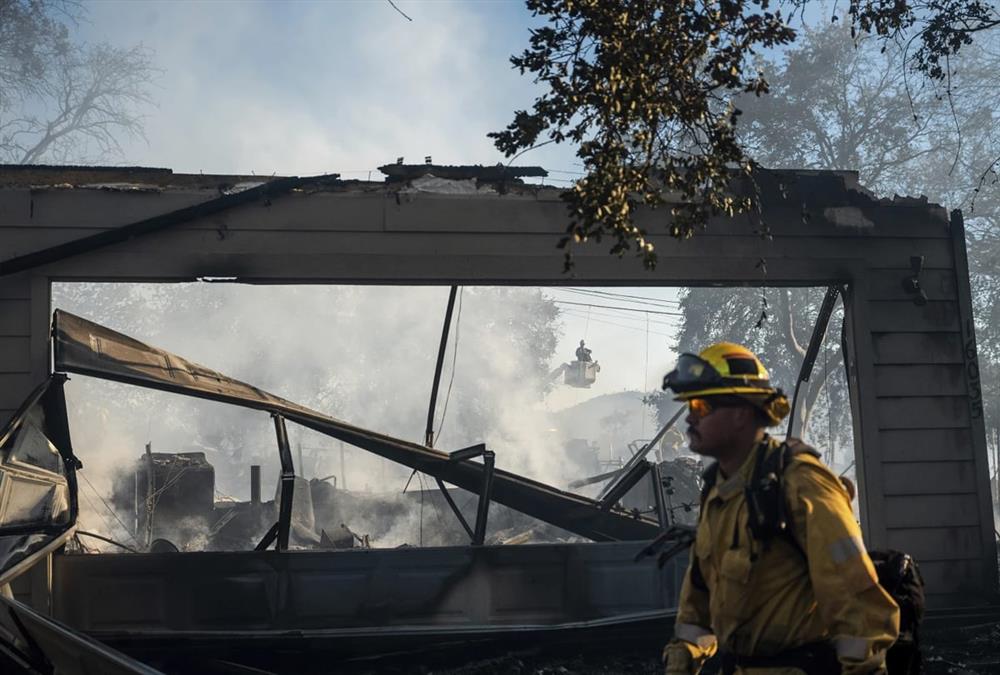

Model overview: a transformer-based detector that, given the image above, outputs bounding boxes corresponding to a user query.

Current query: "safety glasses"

[663,353,725,393]
[686,397,746,420]
[686,398,715,419]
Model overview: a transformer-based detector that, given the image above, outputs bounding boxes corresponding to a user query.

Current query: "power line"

[561,304,680,330]
[561,309,675,339]
[563,287,682,306]
[561,306,679,332]
[562,309,670,336]
[553,289,681,313]
[552,299,682,316]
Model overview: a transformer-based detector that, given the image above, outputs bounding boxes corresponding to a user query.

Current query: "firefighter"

[661,342,899,675]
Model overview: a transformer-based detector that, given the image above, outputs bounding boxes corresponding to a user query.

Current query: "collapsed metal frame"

[254,414,296,551]
[51,309,663,543]
[421,285,499,546]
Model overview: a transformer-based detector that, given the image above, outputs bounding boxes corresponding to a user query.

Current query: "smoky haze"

[54,283,665,549]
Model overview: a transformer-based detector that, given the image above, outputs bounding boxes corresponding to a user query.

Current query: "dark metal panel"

[52,543,684,633]
[876,397,971,429]
[881,460,977,495]
[879,428,974,462]
[866,301,960,333]
[874,364,967,397]
[884,494,980,528]
[886,526,982,561]
[871,333,963,364]
[866,269,957,301]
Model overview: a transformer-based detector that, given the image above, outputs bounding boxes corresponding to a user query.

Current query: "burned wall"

[0,166,992,606]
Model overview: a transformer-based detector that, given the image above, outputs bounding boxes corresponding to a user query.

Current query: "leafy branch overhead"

[491,0,999,270]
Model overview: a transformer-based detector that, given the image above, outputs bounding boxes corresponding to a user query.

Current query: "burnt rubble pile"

[109,451,584,552]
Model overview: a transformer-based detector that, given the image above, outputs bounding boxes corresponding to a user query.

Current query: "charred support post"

[598,461,652,512]
[435,477,474,540]
[425,286,458,447]
[436,444,488,543]
[472,450,496,545]
[144,442,154,549]
[273,414,295,551]
[250,465,261,506]
[650,462,668,528]
[787,286,840,439]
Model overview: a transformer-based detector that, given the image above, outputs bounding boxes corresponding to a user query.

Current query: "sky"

[71,0,686,403]
[76,0,583,181]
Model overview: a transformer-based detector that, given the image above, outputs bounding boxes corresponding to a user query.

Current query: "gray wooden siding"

[0,273,35,424]
[880,428,974,462]
[0,175,993,606]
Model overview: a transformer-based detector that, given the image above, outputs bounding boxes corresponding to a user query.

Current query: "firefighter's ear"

[732,404,764,429]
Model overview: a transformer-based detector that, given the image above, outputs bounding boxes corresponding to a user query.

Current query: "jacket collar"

[707,435,773,502]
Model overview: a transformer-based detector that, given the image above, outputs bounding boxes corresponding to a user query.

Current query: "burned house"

[0,164,994,673]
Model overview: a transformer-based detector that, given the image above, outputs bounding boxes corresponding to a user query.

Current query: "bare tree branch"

[0,1,159,164]
[386,0,412,22]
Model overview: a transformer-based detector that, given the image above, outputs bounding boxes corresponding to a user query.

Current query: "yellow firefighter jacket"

[664,437,899,675]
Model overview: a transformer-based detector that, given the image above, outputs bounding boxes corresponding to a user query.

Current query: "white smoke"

[53,282,578,549]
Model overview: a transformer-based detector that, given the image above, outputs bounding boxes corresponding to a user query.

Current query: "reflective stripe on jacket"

[664,437,899,674]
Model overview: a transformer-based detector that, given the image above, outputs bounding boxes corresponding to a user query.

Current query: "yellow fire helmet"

[662,342,790,425]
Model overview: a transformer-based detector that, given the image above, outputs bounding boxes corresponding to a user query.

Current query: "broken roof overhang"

[378,163,548,183]
[0,173,341,278]
[52,310,661,542]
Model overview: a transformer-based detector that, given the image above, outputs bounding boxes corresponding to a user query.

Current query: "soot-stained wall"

[0,165,992,606]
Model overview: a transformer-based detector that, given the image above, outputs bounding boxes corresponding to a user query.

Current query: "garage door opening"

[49,281,855,554]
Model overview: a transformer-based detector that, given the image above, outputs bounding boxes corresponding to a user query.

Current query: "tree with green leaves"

[0,0,158,164]
[494,0,1000,269]
[671,22,1000,464]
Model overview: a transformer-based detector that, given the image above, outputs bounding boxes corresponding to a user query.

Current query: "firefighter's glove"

[663,636,716,675]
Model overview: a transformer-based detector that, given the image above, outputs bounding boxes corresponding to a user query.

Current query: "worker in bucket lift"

[575,339,593,362]
[661,342,898,675]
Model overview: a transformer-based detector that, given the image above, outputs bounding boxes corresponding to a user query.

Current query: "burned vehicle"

[0,310,686,674]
